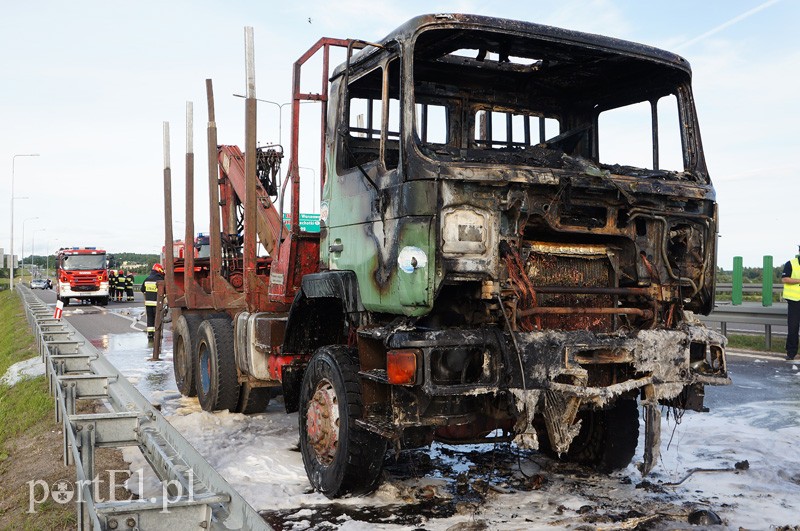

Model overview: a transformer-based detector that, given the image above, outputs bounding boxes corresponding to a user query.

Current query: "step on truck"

[55,247,109,306]
[161,14,730,497]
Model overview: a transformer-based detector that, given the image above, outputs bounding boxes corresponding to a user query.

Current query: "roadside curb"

[726,348,787,360]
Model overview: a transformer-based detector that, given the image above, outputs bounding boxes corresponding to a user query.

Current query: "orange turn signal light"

[387,348,420,385]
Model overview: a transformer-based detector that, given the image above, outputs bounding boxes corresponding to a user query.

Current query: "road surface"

[29,289,800,530]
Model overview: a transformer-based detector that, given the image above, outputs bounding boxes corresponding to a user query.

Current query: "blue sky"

[1,0,796,268]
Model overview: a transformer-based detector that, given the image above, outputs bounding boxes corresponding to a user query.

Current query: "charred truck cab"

[165,14,728,499]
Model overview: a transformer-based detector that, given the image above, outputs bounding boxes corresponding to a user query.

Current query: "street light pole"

[21,217,39,284]
[232,94,295,147]
[9,153,39,291]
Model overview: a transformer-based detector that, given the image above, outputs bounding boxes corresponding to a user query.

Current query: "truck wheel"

[299,345,387,497]
[566,399,639,472]
[195,318,240,412]
[236,383,272,414]
[60,297,69,307]
[173,313,204,397]
[99,297,109,307]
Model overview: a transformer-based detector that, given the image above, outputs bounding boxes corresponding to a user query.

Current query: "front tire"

[566,399,639,472]
[299,345,387,498]
[195,318,240,412]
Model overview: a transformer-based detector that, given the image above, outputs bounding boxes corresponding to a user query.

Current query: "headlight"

[442,207,489,255]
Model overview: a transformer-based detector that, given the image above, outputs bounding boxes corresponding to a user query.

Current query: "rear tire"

[173,313,204,397]
[195,318,240,412]
[236,383,272,414]
[299,345,387,497]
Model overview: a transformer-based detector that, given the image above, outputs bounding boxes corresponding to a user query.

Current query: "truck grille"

[71,275,99,291]
[524,242,615,332]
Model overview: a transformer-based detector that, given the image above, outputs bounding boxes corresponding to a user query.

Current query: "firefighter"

[125,270,135,301]
[141,263,164,340]
[117,270,125,301]
[108,270,117,302]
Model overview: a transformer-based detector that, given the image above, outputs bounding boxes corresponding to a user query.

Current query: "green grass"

[0,290,51,450]
[0,290,69,528]
[726,333,785,354]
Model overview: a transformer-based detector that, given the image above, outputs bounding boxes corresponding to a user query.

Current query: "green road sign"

[283,213,320,233]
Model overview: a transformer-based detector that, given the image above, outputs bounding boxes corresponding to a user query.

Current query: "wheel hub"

[306,379,339,465]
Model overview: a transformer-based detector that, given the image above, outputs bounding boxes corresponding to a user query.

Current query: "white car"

[30,279,48,289]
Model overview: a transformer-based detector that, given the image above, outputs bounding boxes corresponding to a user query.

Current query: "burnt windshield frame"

[407,25,707,181]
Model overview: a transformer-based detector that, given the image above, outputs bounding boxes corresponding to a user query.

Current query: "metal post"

[162,122,176,336]
[243,26,258,307]
[185,102,196,300]
[206,79,223,296]
[732,256,743,306]
[763,255,773,307]
[151,282,165,361]
[765,324,772,350]
[9,153,39,291]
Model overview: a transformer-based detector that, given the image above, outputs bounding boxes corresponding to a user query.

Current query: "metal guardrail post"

[732,256,743,306]
[763,255,773,307]
[765,324,772,350]
[16,285,272,530]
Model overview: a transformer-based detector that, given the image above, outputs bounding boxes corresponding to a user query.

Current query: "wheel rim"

[199,343,211,394]
[305,379,340,465]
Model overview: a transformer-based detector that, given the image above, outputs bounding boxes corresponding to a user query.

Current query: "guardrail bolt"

[108,519,118,529]
[126,517,136,528]
[200,522,209,529]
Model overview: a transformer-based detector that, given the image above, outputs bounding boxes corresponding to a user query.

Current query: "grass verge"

[0,289,76,529]
[726,333,786,354]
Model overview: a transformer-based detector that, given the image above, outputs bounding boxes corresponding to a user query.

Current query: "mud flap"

[543,390,582,455]
[638,385,661,475]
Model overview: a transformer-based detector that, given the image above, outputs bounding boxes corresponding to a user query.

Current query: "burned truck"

[164,14,729,498]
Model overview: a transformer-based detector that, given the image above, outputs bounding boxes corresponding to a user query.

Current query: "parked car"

[30,278,48,289]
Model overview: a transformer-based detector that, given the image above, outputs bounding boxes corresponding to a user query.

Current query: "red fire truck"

[55,247,109,306]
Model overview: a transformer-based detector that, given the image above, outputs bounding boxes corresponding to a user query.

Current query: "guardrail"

[18,286,270,531]
[699,304,787,350]
[715,282,781,295]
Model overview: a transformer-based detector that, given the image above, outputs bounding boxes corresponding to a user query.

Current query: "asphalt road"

[24,287,800,529]
[31,286,148,337]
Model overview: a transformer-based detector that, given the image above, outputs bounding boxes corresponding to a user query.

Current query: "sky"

[1,0,797,268]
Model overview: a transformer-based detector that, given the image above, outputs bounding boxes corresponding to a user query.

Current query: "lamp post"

[9,153,39,291]
[21,217,39,284]
[233,95,301,147]
[31,228,45,274]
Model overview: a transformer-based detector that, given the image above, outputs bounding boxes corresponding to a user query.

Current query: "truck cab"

[298,14,728,495]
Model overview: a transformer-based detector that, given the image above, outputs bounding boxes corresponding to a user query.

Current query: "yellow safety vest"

[144,281,159,306]
[784,258,800,301]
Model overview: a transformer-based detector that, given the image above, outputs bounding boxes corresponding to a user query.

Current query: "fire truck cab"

[55,247,109,306]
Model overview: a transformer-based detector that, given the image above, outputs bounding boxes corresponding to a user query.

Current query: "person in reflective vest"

[141,263,165,340]
[108,270,117,302]
[117,270,125,301]
[781,245,800,361]
[125,271,135,301]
